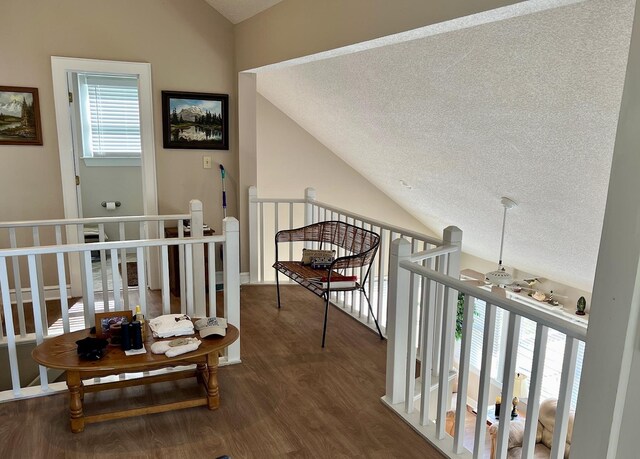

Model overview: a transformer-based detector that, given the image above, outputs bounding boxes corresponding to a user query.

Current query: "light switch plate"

[203,156,212,169]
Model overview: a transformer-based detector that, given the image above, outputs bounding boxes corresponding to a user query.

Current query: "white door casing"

[51,57,159,295]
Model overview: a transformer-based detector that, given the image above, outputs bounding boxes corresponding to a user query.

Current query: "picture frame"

[0,86,43,146]
[95,311,133,340]
[162,90,229,150]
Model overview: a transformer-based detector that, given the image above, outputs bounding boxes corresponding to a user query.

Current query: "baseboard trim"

[9,285,69,305]
[214,271,250,285]
[9,272,250,304]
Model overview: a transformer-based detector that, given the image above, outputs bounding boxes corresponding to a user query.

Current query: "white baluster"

[99,223,108,308]
[190,200,205,318]
[550,337,579,459]
[178,220,186,313]
[55,259,71,333]
[259,202,264,282]
[304,187,316,226]
[32,227,47,334]
[28,254,48,391]
[249,186,259,283]
[473,302,497,459]
[82,251,95,326]
[289,202,294,262]
[119,222,129,310]
[454,294,474,453]
[223,217,240,363]
[436,285,456,439]
[110,248,122,311]
[9,228,26,337]
[208,241,217,317]
[161,244,170,315]
[136,246,147,316]
[497,312,522,457]
[185,243,194,317]
[405,271,419,414]
[419,275,436,426]
[386,237,411,404]
[0,256,21,396]
[377,228,388,327]
[522,325,549,458]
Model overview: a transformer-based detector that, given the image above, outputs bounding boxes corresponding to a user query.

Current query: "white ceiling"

[203,0,282,24]
[256,0,635,291]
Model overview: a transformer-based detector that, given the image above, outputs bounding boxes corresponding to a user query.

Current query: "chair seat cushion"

[506,444,551,459]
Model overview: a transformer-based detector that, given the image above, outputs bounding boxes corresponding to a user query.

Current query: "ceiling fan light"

[485,268,513,286]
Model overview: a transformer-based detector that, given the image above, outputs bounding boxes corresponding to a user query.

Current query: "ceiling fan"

[461,196,517,293]
[460,196,565,304]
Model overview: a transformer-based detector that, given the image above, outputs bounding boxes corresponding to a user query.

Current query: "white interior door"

[51,57,159,296]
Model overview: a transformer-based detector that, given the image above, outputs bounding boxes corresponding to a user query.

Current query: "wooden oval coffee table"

[32,324,239,433]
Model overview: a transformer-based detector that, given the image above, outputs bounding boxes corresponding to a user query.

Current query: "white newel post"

[248,186,259,283]
[386,238,411,405]
[190,200,206,317]
[304,187,316,226]
[223,217,241,363]
[436,226,462,437]
[443,226,462,369]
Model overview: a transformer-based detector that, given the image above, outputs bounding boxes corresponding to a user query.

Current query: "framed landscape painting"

[162,91,229,150]
[0,86,43,145]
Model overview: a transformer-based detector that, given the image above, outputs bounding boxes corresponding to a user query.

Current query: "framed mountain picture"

[162,91,229,150]
[0,86,43,146]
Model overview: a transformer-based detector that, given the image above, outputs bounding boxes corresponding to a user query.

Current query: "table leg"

[206,352,220,410]
[196,363,206,384]
[67,371,85,433]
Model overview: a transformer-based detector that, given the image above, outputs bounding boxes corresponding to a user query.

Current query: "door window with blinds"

[77,74,142,164]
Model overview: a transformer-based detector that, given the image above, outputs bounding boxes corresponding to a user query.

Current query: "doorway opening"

[51,57,159,296]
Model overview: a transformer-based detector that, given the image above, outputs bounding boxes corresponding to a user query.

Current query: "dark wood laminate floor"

[0,285,445,459]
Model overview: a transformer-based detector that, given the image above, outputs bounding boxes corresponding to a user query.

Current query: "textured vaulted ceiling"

[203,0,282,24]
[256,0,635,291]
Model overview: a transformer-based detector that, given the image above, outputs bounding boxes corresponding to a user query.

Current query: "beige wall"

[0,0,237,234]
[257,94,432,234]
[235,0,520,72]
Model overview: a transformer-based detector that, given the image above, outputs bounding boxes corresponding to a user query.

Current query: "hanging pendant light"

[485,197,517,286]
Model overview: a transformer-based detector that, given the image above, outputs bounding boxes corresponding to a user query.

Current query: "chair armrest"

[275,228,301,243]
[489,420,526,448]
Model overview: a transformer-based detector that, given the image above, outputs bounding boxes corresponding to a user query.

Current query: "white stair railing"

[383,236,588,459]
[0,209,199,321]
[248,185,442,335]
[0,206,241,402]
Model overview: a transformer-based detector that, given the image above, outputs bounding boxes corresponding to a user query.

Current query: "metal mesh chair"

[273,221,383,347]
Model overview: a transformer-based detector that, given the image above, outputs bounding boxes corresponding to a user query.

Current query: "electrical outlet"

[203,156,212,169]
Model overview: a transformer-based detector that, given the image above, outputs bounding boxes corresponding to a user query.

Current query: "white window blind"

[78,74,141,158]
[515,318,584,410]
[469,298,505,379]
[465,294,585,411]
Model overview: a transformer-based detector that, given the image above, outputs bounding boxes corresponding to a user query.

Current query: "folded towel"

[149,314,194,338]
[165,338,201,357]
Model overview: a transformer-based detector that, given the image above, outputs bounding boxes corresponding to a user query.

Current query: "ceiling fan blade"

[461,269,485,282]
[491,285,507,298]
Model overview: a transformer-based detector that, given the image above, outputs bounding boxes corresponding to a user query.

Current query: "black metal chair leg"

[275,269,282,309]
[362,289,384,340]
[322,294,330,348]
